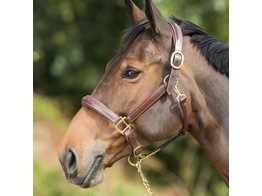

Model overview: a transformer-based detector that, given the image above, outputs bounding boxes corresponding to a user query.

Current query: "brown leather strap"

[167,23,183,95]
[122,128,142,156]
[179,96,188,133]
[170,23,183,52]
[82,96,120,124]
[82,83,167,125]
[168,22,188,133]
[126,83,167,123]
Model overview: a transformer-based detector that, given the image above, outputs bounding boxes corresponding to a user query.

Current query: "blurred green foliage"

[33,93,69,132]
[34,0,228,195]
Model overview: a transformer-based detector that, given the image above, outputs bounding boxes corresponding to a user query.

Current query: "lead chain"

[135,160,154,196]
[128,149,160,196]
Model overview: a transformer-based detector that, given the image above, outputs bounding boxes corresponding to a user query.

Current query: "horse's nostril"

[60,148,78,176]
[67,149,77,173]
[69,150,76,169]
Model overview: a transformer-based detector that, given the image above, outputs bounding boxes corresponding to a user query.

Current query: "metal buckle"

[170,50,184,69]
[115,117,131,135]
[132,146,142,157]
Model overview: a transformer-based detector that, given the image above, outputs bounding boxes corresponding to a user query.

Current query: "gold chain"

[128,149,160,196]
[135,161,154,195]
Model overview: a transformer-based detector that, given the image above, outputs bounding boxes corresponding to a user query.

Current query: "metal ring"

[128,155,137,167]
[170,51,184,69]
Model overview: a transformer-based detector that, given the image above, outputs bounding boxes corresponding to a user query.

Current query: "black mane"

[173,16,229,77]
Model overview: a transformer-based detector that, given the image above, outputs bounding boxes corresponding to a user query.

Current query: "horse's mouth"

[68,155,104,188]
[81,155,104,188]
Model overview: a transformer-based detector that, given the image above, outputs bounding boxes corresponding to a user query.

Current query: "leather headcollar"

[81,22,188,157]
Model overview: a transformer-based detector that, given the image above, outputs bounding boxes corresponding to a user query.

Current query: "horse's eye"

[121,69,141,79]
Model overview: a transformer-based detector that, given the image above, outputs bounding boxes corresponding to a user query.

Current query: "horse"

[58,0,229,194]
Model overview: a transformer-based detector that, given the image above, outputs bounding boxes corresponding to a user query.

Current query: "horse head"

[58,0,229,190]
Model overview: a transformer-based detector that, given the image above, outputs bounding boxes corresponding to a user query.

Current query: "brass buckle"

[170,50,184,69]
[115,117,131,135]
[132,146,142,157]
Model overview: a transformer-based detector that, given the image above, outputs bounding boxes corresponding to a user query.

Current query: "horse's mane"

[172,16,229,77]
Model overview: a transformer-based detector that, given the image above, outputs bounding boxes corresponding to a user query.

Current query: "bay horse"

[58,0,229,194]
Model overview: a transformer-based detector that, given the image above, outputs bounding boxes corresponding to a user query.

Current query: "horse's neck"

[182,37,229,185]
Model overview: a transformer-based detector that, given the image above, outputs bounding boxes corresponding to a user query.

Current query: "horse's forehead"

[114,40,163,74]
[127,40,160,62]
[127,33,161,57]
[105,33,162,74]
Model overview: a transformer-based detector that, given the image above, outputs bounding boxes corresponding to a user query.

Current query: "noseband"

[82,22,188,158]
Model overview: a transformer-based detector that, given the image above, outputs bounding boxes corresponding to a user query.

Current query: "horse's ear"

[124,0,146,25]
[145,0,167,35]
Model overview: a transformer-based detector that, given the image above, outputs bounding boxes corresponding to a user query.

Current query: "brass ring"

[128,155,137,167]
